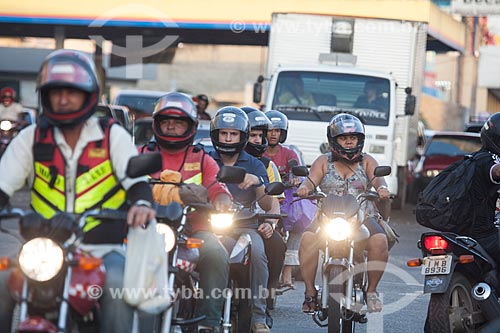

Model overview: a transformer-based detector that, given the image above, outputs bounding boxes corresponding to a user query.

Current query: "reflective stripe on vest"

[32,120,126,229]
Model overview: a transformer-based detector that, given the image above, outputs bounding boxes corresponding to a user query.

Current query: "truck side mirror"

[253,75,265,104]
[404,87,416,116]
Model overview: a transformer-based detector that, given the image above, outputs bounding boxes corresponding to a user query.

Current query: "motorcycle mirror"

[265,182,285,196]
[292,166,309,177]
[126,153,162,178]
[374,166,391,177]
[217,166,246,184]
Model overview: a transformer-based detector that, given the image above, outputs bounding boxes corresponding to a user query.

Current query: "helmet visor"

[155,94,197,121]
[38,58,95,93]
[329,117,364,137]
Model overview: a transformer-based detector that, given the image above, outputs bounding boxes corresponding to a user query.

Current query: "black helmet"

[241,106,271,157]
[152,92,199,150]
[266,110,288,144]
[327,113,365,162]
[37,49,100,127]
[481,113,500,155]
[210,106,249,156]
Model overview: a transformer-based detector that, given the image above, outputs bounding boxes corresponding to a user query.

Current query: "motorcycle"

[210,166,285,333]
[0,208,132,333]
[0,119,20,158]
[407,230,500,332]
[152,201,206,333]
[0,153,163,333]
[292,164,391,333]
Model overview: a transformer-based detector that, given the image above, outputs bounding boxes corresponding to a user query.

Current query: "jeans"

[264,230,286,290]
[193,231,229,327]
[0,251,136,333]
[225,228,269,325]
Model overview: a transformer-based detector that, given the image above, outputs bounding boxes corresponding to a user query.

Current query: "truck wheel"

[424,273,478,332]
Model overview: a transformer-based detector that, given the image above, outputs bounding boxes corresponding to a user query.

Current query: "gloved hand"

[152,169,183,205]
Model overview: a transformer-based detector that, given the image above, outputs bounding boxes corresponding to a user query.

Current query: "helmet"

[210,106,249,156]
[196,94,209,107]
[266,110,288,144]
[327,113,365,162]
[0,87,15,106]
[37,49,100,127]
[481,113,500,155]
[241,106,272,157]
[152,92,198,150]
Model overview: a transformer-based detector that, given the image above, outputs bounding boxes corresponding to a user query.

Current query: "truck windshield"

[272,71,390,126]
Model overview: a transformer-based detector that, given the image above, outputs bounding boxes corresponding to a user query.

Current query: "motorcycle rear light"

[186,238,204,249]
[406,258,422,267]
[423,236,449,254]
[78,257,102,271]
[458,255,474,264]
[0,257,10,270]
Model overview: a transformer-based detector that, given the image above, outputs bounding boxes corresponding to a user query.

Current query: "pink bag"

[281,188,317,233]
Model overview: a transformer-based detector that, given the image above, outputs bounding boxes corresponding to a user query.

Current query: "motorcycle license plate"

[421,255,452,275]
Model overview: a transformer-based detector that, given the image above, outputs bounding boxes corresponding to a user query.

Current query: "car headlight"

[425,169,440,177]
[18,238,64,282]
[324,217,352,241]
[156,224,176,253]
[210,213,233,230]
[0,120,12,131]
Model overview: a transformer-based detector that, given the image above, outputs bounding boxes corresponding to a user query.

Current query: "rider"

[461,113,500,272]
[241,106,286,315]
[208,106,280,333]
[263,110,302,288]
[0,87,24,122]
[195,94,212,120]
[146,92,232,333]
[296,113,390,314]
[0,49,156,333]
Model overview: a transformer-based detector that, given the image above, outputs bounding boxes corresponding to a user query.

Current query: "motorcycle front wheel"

[424,272,478,332]
[327,265,353,333]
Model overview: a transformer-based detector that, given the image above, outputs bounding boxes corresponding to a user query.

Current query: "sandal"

[302,290,318,313]
[366,291,383,313]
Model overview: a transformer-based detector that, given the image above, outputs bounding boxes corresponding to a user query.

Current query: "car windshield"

[272,71,390,126]
[115,95,160,115]
[425,136,481,157]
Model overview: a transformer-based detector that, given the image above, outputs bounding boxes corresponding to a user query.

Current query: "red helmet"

[152,92,199,150]
[1,87,15,106]
[37,49,100,127]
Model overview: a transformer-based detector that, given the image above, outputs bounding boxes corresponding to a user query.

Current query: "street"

[0,188,432,332]
[270,206,431,333]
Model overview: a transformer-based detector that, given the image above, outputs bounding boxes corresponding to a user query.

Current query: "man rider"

[0,49,156,333]
[0,87,24,122]
[208,106,280,333]
[263,110,302,289]
[144,92,232,333]
[241,106,286,320]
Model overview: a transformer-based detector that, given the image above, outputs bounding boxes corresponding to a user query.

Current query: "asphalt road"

[270,205,432,333]
[0,188,432,332]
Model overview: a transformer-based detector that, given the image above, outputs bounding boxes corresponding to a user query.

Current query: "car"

[409,131,482,202]
[95,104,131,130]
[113,90,167,119]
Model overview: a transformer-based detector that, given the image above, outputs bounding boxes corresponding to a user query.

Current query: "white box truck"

[254,13,427,207]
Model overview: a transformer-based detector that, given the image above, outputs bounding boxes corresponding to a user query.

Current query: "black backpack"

[415,151,490,233]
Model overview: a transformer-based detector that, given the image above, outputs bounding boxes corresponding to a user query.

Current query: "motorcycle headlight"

[210,213,233,230]
[18,238,64,282]
[324,217,352,241]
[0,120,12,131]
[156,224,176,253]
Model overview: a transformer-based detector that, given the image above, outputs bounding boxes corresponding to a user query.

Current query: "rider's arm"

[363,154,390,200]
[201,155,232,211]
[297,155,326,196]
